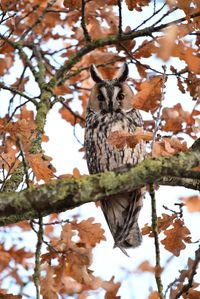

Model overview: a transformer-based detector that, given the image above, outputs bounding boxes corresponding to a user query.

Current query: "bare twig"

[20,0,57,41]
[7,100,30,123]
[16,137,30,188]
[81,0,91,42]
[118,0,122,36]
[149,184,164,299]
[32,217,43,299]
[0,83,38,105]
[174,245,200,298]
[133,3,166,31]
[56,96,85,123]
[51,11,200,84]
[151,65,167,148]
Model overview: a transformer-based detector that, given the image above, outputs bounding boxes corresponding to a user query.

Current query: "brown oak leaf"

[107,128,152,149]
[161,219,192,256]
[181,196,200,213]
[132,76,163,112]
[72,217,106,247]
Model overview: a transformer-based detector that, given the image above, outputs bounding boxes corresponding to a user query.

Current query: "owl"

[84,63,146,255]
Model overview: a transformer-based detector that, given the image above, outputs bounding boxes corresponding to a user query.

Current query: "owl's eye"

[117,93,124,100]
[97,94,105,101]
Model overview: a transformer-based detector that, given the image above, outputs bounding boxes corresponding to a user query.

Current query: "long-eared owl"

[84,63,145,254]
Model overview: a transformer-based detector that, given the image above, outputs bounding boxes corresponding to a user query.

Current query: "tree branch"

[81,0,91,42]
[0,148,199,226]
[174,245,200,298]
[51,10,200,85]
[150,184,164,299]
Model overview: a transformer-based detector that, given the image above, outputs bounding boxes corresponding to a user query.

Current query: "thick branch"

[0,150,199,226]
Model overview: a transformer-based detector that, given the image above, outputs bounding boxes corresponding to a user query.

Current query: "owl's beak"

[108,100,113,112]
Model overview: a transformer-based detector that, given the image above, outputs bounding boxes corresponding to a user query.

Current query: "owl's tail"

[101,190,143,255]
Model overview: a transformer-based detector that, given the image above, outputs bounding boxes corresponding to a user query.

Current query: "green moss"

[2,163,24,192]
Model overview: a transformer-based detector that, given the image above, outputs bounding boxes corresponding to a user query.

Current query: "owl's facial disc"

[98,84,122,113]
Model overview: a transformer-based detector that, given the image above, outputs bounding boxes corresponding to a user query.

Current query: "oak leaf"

[184,48,200,74]
[152,137,188,157]
[102,276,121,299]
[134,40,157,59]
[26,153,55,182]
[148,291,159,299]
[125,0,151,11]
[156,25,178,61]
[72,217,106,247]
[59,104,82,126]
[41,266,58,299]
[181,196,200,213]
[138,260,155,273]
[73,167,81,178]
[161,219,191,256]
[0,295,22,299]
[132,76,163,112]
[142,213,176,237]
[107,128,152,149]
[161,103,195,133]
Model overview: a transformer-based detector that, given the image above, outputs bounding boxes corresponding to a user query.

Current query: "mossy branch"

[0,149,199,226]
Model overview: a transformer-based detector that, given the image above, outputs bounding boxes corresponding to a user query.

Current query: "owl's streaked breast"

[85,109,145,174]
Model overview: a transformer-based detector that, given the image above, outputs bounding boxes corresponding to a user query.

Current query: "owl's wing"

[101,189,144,254]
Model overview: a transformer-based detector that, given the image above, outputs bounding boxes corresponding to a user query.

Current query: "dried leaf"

[59,105,82,126]
[142,213,176,237]
[72,217,106,247]
[156,25,178,61]
[107,128,152,149]
[41,266,58,299]
[102,277,121,299]
[125,0,151,11]
[181,196,200,212]
[26,153,55,182]
[148,291,159,299]
[133,76,163,112]
[184,48,200,74]
[152,137,188,157]
[73,168,81,178]
[138,261,155,273]
[0,294,22,299]
[161,219,191,256]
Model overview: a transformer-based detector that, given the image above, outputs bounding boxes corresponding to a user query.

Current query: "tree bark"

[0,148,199,226]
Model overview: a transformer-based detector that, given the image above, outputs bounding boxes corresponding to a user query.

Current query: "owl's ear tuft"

[116,63,129,82]
[90,64,104,83]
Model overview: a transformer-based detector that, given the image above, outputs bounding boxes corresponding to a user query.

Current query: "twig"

[174,245,200,298]
[32,217,43,299]
[165,278,179,298]
[133,3,166,31]
[57,96,85,123]
[7,100,30,123]
[153,0,156,14]
[118,42,187,78]
[118,0,122,36]
[149,184,164,299]
[151,65,167,148]
[152,6,178,28]
[16,137,30,188]
[50,10,200,84]
[0,83,38,105]
[32,218,70,226]
[81,0,91,42]
[19,0,57,41]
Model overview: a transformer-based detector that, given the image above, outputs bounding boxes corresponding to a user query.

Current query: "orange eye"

[97,94,105,101]
[117,93,124,100]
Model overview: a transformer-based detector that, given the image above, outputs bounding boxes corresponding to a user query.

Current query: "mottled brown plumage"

[84,63,145,254]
